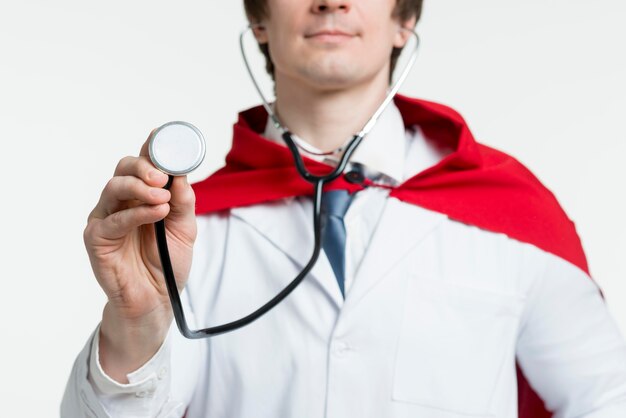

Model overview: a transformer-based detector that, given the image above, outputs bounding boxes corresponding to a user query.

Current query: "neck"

[273,70,390,153]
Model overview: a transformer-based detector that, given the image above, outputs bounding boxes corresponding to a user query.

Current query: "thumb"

[165,174,196,221]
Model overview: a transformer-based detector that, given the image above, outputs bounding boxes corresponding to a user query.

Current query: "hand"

[84,130,197,381]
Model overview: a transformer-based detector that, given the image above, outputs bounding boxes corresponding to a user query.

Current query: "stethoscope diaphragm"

[148,121,206,176]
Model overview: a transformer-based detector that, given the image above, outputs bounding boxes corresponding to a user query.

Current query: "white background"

[1,0,625,415]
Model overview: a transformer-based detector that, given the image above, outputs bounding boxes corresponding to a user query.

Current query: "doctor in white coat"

[62,0,626,417]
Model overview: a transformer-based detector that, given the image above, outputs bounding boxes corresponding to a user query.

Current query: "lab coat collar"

[230,193,446,309]
[230,197,344,307]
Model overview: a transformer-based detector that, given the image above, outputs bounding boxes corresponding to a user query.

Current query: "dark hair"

[243,0,424,82]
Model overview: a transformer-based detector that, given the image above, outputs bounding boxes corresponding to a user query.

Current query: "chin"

[305,74,358,91]
[299,60,367,90]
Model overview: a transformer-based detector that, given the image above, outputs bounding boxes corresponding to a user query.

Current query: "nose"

[311,0,351,14]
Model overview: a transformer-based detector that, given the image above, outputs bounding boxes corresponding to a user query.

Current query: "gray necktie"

[321,189,354,298]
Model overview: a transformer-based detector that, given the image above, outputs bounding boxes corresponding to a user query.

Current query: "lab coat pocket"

[392,276,525,416]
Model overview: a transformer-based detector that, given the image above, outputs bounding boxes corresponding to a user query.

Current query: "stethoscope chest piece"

[149,121,206,176]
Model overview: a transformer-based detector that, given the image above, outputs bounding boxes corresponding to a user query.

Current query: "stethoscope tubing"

[156,26,421,339]
[156,178,326,338]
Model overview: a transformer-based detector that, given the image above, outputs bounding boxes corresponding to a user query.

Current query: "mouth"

[304,29,357,44]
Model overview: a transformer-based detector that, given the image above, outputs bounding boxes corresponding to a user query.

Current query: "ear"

[393,16,417,48]
[251,23,269,44]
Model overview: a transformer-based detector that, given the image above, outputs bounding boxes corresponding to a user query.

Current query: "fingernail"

[150,170,166,181]
[150,188,167,198]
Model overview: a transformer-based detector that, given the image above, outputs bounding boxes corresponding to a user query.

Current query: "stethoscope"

[148,25,421,339]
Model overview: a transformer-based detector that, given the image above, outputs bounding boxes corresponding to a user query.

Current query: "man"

[62,0,626,417]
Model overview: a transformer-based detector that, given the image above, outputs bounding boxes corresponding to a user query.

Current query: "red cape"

[192,94,592,418]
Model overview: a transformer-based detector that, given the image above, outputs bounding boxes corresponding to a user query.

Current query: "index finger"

[113,156,169,189]
[139,128,156,158]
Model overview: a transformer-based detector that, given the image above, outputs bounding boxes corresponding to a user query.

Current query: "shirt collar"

[262,100,407,184]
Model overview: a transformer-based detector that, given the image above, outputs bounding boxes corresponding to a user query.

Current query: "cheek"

[263,14,304,67]
[358,2,399,54]
[360,22,398,62]
[265,26,298,69]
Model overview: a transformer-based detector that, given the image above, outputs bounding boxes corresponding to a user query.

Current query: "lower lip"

[306,34,354,44]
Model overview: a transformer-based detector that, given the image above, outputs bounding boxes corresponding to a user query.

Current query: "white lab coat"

[63,194,626,417]
[62,101,626,417]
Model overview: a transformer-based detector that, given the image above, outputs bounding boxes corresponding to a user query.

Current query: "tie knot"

[322,190,353,219]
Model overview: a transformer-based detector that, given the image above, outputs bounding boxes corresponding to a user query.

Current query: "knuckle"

[115,156,134,173]
[106,176,127,192]
[104,177,119,193]
[110,210,125,229]
[107,176,139,199]
[83,219,100,244]
[82,222,93,243]
[87,208,97,223]
[102,180,119,203]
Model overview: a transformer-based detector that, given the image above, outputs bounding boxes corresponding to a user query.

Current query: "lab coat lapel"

[345,197,446,308]
[230,199,344,308]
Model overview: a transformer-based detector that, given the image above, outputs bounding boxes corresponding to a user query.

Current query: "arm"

[61,131,200,416]
[516,253,626,417]
[61,288,205,418]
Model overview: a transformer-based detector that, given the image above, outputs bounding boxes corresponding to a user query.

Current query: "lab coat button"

[136,390,148,398]
[158,367,167,380]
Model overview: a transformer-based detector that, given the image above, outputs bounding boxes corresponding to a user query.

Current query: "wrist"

[99,303,173,383]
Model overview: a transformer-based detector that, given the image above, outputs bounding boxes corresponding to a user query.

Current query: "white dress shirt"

[61,102,626,417]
